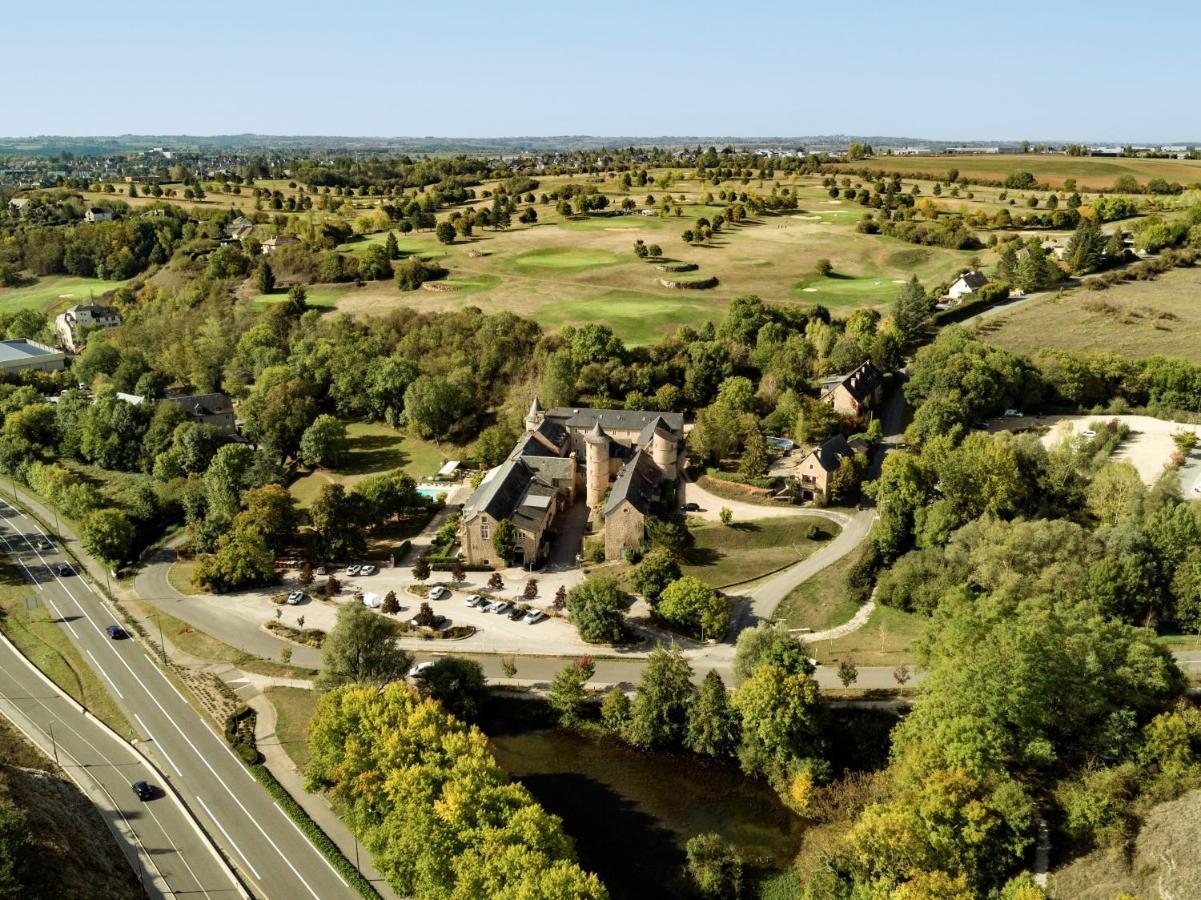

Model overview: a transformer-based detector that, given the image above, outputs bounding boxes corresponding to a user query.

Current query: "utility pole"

[157,612,167,663]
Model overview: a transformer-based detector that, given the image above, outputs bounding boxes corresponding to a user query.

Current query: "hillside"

[0,718,140,899]
[1048,787,1201,899]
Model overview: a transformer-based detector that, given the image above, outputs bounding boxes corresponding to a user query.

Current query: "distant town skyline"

[8,1,1199,140]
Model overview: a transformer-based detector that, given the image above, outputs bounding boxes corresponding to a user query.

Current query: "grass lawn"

[681,517,840,589]
[536,288,724,346]
[810,605,924,667]
[137,601,317,679]
[773,549,862,631]
[289,421,464,509]
[0,559,134,739]
[0,275,131,314]
[979,265,1201,364]
[509,247,623,273]
[263,685,318,772]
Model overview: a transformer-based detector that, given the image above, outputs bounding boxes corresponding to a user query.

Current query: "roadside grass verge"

[264,686,318,772]
[0,559,135,740]
[810,605,923,667]
[773,550,862,631]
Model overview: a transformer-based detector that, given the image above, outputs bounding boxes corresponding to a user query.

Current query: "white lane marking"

[140,797,214,900]
[135,713,182,777]
[276,802,351,888]
[197,795,261,881]
[87,649,125,699]
[2,501,327,899]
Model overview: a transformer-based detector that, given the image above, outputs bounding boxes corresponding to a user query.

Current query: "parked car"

[55,563,72,577]
[316,566,329,576]
[105,625,128,640]
[131,781,154,801]
[361,592,383,609]
[409,614,447,628]
[410,661,434,678]
[428,585,449,600]
[1081,429,1098,438]
[464,594,483,608]
[524,610,546,625]
[286,591,307,605]
[359,564,378,576]
[346,564,362,576]
[1004,409,1023,418]
[507,607,526,621]
[682,502,700,512]
[489,601,512,615]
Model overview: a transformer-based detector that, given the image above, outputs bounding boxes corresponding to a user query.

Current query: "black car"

[105,625,128,640]
[682,502,700,512]
[132,781,154,801]
[55,562,72,577]
[507,607,526,621]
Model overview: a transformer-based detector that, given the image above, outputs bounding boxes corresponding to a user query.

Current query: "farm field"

[978,265,1201,364]
[0,274,130,314]
[831,152,1201,190]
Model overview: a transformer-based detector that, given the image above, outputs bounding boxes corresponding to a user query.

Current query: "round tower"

[584,420,610,508]
[652,425,676,480]
[524,396,543,432]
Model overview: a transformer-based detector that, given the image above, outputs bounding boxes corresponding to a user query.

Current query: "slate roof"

[545,406,684,434]
[954,270,989,290]
[535,417,568,449]
[168,392,233,418]
[822,360,883,403]
[801,434,854,473]
[604,450,663,516]
[464,458,556,534]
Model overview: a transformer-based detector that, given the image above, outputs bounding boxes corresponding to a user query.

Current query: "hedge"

[247,763,382,899]
[223,710,382,899]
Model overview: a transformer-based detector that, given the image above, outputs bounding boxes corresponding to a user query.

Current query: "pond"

[487,723,804,898]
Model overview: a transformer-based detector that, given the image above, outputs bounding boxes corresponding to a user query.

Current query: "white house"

[946,270,989,301]
[55,303,121,353]
[84,207,114,223]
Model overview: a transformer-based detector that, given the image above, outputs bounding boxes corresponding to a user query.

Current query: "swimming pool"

[417,484,453,500]
[767,436,794,451]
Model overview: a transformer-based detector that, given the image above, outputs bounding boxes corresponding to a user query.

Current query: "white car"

[410,661,434,678]
[428,585,449,600]
[286,590,306,605]
[464,594,483,608]
[1081,429,1097,438]
[361,592,382,609]
[360,564,378,576]
[489,601,511,615]
[346,564,361,576]
[524,610,546,625]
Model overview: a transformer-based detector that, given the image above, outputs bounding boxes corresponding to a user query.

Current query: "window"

[480,520,490,540]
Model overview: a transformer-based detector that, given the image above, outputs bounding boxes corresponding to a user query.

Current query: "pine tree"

[685,670,740,758]
[739,429,770,477]
[892,275,930,344]
[384,231,399,260]
[254,260,275,294]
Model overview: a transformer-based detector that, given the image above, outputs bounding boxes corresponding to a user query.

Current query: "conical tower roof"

[585,419,608,445]
[528,396,542,417]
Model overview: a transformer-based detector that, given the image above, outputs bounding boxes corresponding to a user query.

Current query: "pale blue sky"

[5,0,1196,141]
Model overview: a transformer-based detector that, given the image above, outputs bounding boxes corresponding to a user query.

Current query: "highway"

[0,631,240,899]
[0,498,357,900]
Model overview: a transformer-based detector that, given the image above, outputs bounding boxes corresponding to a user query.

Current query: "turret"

[525,396,543,432]
[584,420,610,508]
[651,423,676,480]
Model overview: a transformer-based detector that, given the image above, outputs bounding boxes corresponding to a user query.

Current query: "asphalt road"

[0,631,240,899]
[0,499,357,900]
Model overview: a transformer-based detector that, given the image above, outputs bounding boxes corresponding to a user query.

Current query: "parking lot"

[992,413,1201,490]
[216,564,599,657]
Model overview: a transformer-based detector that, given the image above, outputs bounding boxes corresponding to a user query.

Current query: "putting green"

[510,247,623,272]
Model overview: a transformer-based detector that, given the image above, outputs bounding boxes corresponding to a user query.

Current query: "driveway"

[681,478,854,526]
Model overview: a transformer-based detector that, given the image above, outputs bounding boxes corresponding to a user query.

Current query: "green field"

[263,686,318,772]
[810,605,923,667]
[773,549,863,631]
[288,421,463,509]
[680,516,840,589]
[978,265,1201,364]
[831,152,1201,191]
[0,275,130,314]
[536,289,724,346]
[509,247,623,272]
